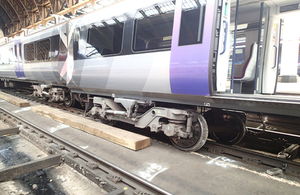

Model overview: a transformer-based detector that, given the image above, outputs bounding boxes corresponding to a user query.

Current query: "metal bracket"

[277,144,300,160]
[114,98,136,117]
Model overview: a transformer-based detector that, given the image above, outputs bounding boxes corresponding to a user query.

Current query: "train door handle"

[220,20,228,55]
[271,45,278,69]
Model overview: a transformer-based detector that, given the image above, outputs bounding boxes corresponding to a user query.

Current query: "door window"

[179,0,206,46]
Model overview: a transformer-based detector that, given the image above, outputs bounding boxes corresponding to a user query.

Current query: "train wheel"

[42,95,49,101]
[99,116,117,126]
[170,115,208,152]
[64,92,75,107]
[209,112,246,145]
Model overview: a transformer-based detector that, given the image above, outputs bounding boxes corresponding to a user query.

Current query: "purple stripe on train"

[170,0,215,96]
[14,40,26,78]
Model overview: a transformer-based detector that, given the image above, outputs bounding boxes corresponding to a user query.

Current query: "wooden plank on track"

[0,127,20,136]
[0,92,30,107]
[0,154,61,182]
[31,105,151,151]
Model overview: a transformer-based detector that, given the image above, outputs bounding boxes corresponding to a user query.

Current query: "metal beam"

[8,0,40,37]
[0,154,62,182]
[0,127,20,136]
[10,0,31,32]
[3,0,90,37]
[0,4,13,25]
[0,4,13,36]
[0,0,21,36]
[0,0,20,22]
[1,0,122,37]
[23,0,95,29]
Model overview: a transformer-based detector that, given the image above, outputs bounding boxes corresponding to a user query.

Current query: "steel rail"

[0,107,172,195]
[202,140,300,177]
[247,127,300,139]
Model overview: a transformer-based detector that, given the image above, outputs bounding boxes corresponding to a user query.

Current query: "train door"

[215,1,270,94]
[170,0,219,96]
[273,12,300,95]
[14,40,25,78]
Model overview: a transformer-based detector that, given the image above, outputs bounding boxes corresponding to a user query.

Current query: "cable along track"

[0,107,172,195]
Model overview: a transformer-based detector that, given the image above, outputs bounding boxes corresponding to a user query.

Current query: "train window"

[14,44,22,63]
[50,35,61,61]
[0,47,14,65]
[86,17,124,57]
[73,28,80,60]
[230,36,246,66]
[133,1,175,51]
[179,0,206,46]
[24,43,35,62]
[37,39,51,61]
[9,48,14,64]
[14,45,18,62]
[19,43,22,61]
[58,35,68,61]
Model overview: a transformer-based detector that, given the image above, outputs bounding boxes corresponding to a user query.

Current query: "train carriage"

[1,0,300,151]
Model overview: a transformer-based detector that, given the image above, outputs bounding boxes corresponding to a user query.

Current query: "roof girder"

[0,0,99,38]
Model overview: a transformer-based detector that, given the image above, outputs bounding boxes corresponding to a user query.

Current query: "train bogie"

[86,96,209,151]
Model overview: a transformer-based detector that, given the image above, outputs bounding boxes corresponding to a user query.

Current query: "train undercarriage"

[85,96,210,151]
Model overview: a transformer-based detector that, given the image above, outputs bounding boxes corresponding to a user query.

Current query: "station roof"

[0,0,121,39]
[1,0,299,40]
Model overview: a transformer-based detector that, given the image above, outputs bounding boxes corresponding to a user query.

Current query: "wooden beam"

[0,127,20,136]
[0,92,30,107]
[31,105,151,151]
[0,154,61,182]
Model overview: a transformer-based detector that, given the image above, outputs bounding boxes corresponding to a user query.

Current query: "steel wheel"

[209,112,246,145]
[64,91,75,107]
[170,115,208,152]
[99,116,117,126]
[42,95,49,101]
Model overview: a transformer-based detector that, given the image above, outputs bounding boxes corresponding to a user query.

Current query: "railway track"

[0,106,172,195]
[200,141,300,177]
[1,88,300,179]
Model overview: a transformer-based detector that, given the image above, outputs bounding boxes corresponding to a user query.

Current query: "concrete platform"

[1,101,300,194]
[0,92,30,107]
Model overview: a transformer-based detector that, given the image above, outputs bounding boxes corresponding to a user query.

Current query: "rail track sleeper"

[87,162,98,170]
[0,154,62,182]
[63,156,117,192]
[46,138,53,143]
[106,188,125,195]
[59,145,65,150]
[0,127,20,136]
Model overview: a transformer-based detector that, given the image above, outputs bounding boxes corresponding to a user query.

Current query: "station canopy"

[0,0,122,41]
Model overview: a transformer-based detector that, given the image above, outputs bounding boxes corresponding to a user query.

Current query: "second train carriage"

[1,0,300,151]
